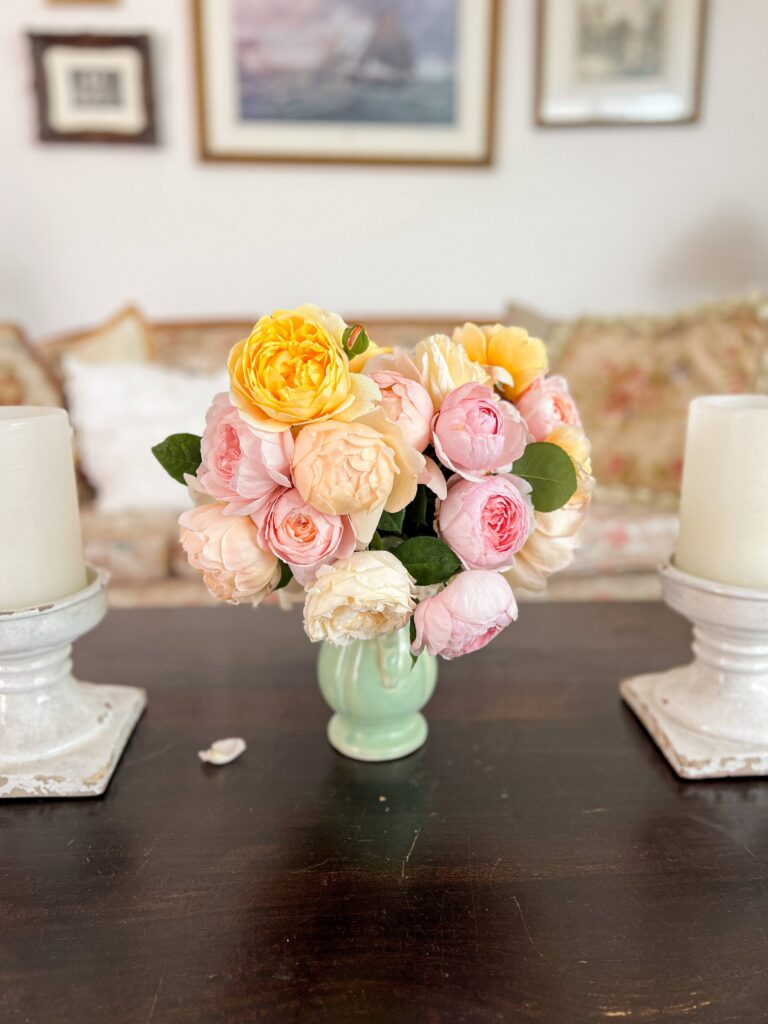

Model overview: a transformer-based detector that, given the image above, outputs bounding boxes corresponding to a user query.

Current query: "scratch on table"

[123,741,179,770]
[512,894,543,959]
[401,827,421,879]
[489,857,502,881]
[135,839,157,879]
[466,819,480,956]
[146,972,164,1024]
[685,813,758,861]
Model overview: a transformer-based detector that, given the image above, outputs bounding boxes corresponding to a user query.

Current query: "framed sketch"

[193,0,499,166]
[29,33,156,144]
[536,0,707,127]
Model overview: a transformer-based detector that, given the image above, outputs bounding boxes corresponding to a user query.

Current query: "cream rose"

[503,469,594,593]
[303,550,416,646]
[292,411,424,544]
[179,503,280,605]
[412,334,491,408]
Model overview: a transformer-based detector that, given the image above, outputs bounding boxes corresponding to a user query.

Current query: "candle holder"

[621,563,768,779]
[0,567,145,798]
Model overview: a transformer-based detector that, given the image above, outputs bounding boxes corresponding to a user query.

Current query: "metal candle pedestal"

[0,567,145,798]
[621,563,768,779]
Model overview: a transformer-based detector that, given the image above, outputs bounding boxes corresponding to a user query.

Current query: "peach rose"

[369,370,434,452]
[179,503,279,605]
[546,424,592,476]
[502,469,594,593]
[260,487,355,585]
[292,411,424,544]
[198,393,293,516]
[412,570,518,661]
[227,304,379,431]
[516,375,581,442]
[453,322,548,402]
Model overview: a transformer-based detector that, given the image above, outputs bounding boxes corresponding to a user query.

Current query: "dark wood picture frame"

[192,0,500,167]
[534,0,708,128]
[29,32,157,144]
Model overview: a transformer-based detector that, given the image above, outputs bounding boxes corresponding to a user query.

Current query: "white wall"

[1,0,766,338]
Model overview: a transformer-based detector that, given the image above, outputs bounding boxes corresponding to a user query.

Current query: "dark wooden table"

[2,603,767,1024]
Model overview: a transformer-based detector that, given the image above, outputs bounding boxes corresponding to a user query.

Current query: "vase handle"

[376,629,406,690]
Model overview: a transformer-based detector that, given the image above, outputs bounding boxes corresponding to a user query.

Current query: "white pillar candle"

[675,395,768,590]
[0,407,87,611]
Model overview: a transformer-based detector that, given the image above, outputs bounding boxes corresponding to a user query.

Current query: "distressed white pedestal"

[0,568,145,798]
[621,564,768,780]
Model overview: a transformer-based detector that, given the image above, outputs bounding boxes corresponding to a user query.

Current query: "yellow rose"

[228,303,379,431]
[453,322,549,401]
[292,411,424,544]
[412,334,491,408]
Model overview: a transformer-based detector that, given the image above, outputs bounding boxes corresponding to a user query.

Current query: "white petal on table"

[197,737,246,766]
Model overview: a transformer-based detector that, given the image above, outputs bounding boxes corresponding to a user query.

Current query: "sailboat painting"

[195,0,498,164]
[235,0,457,125]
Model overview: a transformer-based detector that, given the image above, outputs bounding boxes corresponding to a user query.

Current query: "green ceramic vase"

[317,625,438,762]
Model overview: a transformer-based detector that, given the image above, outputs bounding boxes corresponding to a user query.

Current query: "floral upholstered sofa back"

[549,296,768,506]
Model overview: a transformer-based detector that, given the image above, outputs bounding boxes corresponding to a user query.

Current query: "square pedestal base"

[621,669,768,780]
[0,683,146,799]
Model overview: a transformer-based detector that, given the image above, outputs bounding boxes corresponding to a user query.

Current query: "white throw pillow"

[64,358,228,514]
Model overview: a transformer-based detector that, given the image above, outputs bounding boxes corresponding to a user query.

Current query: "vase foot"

[327,712,428,762]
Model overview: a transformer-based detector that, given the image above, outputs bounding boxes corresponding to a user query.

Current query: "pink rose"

[438,475,534,571]
[198,393,293,515]
[260,488,356,585]
[516,376,581,442]
[369,370,433,452]
[412,570,518,660]
[179,502,279,605]
[432,382,528,481]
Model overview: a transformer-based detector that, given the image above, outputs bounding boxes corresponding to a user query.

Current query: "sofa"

[2,295,767,606]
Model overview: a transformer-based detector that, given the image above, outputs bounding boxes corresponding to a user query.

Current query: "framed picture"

[29,33,156,144]
[193,0,499,166]
[536,0,707,127]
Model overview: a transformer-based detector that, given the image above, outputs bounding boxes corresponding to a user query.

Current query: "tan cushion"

[551,296,768,504]
[42,306,155,383]
[0,323,63,407]
[151,321,250,372]
[81,509,176,585]
[149,316,506,373]
[502,300,557,344]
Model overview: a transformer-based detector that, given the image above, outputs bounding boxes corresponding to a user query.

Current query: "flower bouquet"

[154,304,592,760]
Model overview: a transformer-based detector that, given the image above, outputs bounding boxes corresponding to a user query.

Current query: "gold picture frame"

[193,0,499,166]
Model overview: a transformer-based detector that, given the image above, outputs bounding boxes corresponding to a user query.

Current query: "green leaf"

[377,508,405,535]
[151,433,202,485]
[411,484,428,527]
[369,531,384,551]
[274,561,293,591]
[342,324,370,360]
[409,619,418,669]
[512,441,577,513]
[393,536,461,587]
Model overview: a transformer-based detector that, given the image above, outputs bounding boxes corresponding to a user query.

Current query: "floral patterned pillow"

[551,297,768,504]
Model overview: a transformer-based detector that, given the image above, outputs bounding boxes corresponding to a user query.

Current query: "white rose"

[412,334,491,408]
[303,550,416,646]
